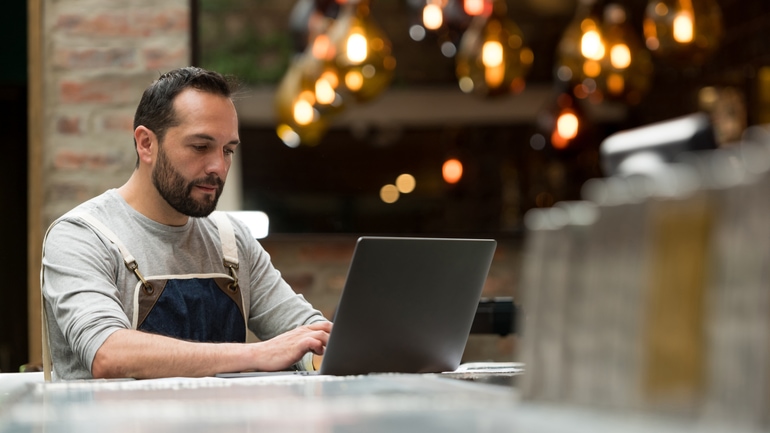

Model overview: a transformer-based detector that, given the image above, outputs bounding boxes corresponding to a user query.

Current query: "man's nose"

[205,150,229,178]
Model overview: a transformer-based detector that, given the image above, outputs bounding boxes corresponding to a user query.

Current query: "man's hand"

[251,321,332,371]
[92,321,333,379]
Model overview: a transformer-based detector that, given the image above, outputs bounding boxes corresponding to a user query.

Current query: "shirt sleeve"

[228,218,328,342]
[42,218,132,374]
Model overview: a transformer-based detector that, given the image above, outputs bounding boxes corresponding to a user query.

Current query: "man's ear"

[134,126,157,165]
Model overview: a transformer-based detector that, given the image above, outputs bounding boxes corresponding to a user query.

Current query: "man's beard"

[152,145,224,218]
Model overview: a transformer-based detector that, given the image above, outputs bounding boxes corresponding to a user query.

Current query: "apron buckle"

[125,260,154,295]
[225,261,239,293]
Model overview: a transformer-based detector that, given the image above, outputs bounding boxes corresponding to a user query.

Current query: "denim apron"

[76,211,247,343]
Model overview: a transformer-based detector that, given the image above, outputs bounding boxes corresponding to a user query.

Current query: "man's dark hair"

[133,67,238,167]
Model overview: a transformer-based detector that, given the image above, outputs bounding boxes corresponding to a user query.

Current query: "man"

[41,67,331,381]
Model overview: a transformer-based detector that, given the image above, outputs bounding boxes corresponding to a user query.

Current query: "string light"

[396,174,416,193]
[443,158,463,184]
[380,184,400,203]
[423,2,444,30]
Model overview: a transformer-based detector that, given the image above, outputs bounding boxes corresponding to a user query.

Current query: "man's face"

[150,89,240,218]
[152,141,223,217]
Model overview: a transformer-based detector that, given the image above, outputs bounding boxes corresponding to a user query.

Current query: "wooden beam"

[27,0,43,366]
[234,85,628,128]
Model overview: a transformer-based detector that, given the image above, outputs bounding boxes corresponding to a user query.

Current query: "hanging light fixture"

[326,0,396,103]
[555,1,652,105]
[275,2,349,147]
[551,93,582,150]
[274,55,338,147]
[455,0,533,97]
[463,0,490,17]
[537,85,591,152]
[554,0,606,103]
[408,0,473,58]
[597,4,653,104]
[643,0,723,66]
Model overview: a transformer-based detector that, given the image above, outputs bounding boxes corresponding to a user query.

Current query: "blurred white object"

[227,211,270,239]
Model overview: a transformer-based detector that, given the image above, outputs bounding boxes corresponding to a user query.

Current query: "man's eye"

[224,148,235,156]
[193,145,207,151]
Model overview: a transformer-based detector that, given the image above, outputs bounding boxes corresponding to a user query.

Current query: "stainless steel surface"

[0,373,755,433]
[0,374,520,433]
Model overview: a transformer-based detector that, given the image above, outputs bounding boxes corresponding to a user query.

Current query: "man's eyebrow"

[188,133,240,145]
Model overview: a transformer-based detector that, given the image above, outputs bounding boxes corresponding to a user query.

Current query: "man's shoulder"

[58,190,123,221]
[46,190,125,236]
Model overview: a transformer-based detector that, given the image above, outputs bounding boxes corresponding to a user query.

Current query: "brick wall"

[41,0,191,225]
[30,0,192,364]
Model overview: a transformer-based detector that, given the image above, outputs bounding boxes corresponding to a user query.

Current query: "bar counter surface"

[0,371,754,433]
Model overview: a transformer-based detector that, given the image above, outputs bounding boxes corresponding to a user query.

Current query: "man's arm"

[91,321,332,379]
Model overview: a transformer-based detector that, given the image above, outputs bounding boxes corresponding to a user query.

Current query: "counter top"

[0,372,758,433]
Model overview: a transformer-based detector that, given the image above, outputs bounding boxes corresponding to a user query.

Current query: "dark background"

[1,0,28,372]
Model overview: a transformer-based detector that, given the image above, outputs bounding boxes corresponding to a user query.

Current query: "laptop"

[219,236,497,377]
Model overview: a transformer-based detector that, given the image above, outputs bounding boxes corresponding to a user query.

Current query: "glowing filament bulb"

[380,184,399,203]
[346,32,368,64]
[557,112,579,140]
[320,70,338,88]
[581,30,605,60]
[443,159,463,184]
[396,173,416,193]
[607,73,625,94]
[673,12,694,43]
[482,41,504,67]
[423,4,443,30]
[311,34,333,60]
[610,44,631,69]
[464,0,485,16]
[293,99,314,126]
[315,77,335,105]
[345,70,364,91]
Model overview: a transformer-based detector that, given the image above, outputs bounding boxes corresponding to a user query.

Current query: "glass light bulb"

[293,99,315,126]
[455,0,532,97]
[423,4,444,30]
[557,111,579,140]
[482,40,504,67]
[581,30,605,60]
[556,2,653,105]
[643,0,723,65]
[315,77,336,105]
[464,0,485,16]
[672,11,694,43]
[443,159,463,184]
[610,44,631,69]
[346,32,368,63]
[326,0,395,102]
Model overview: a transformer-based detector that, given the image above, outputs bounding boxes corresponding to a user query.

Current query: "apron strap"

[75,212,138,268]
[210,211,240,269]
[40,221,57,381]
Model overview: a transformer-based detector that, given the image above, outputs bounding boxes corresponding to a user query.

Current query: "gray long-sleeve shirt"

[42,189,325,380]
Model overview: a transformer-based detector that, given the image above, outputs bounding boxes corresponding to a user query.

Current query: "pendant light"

[643,0,723,66]
[555,1,652,105]
[455,0,533,97]
[327,0,396,103]
[554,0,606,98]
[597,4,653,104]
[275,3,348,147]
[274,55,335,147]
